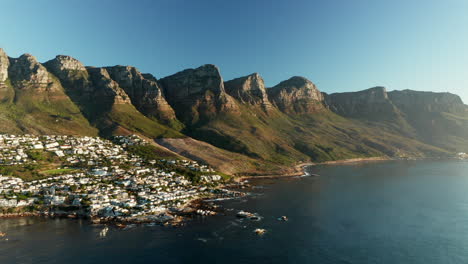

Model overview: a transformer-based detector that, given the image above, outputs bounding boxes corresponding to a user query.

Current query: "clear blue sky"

[1,0,468,102]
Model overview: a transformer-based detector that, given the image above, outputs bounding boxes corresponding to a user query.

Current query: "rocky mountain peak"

[8,53,51,86]
[44,55,89,88]
[323,86,400,120]
[105,65,144,90]
[105,65,177,122]
[0,48,9,82]
[161,64,226,96]
[86,67,131,105]
[278,76,312,87]
[267,76,324,114]
[362,86,389,101]
[388,90,465,114]
[224,72,272,110]
[45,55,87,73]
[42,55,97,104]
[160,64,238,125]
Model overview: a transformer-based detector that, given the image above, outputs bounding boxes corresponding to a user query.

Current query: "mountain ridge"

[1,48,467,176]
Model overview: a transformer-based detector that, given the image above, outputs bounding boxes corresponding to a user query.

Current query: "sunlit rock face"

[225,73,273,111]
[44,55,93,96]
[160,64,239,125]
[105,65,177,122]
[46,55,87,73]
[0,48,9,82]
[8,54,54,91]
[268,76,324,114]
[86,67,132,105]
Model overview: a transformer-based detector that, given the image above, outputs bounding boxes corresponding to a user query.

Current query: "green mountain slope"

[44,55,183,139]
[0,52,98,135]
[0,48,467,176]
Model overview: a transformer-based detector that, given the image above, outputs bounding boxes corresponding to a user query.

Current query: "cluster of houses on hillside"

[0,134,125,166]
[0,134,227,219]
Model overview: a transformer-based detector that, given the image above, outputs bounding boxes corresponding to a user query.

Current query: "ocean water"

[1,160,468,264]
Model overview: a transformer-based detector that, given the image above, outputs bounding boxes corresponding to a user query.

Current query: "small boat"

[278,216,288,221]
[254,228,267,235]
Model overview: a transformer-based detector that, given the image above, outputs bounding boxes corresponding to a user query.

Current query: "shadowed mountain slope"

[1,48,467,175]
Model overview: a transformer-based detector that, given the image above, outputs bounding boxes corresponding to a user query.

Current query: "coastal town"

[0,134,240,224]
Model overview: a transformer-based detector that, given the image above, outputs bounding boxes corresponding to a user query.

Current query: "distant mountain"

[1,48,467,176]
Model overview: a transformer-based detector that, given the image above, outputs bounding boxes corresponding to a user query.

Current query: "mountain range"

[1,48,467,176]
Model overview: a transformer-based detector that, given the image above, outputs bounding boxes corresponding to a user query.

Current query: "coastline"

[237,156,390,181]
[0,188,245,227]
[1,156,459,226]
[313,156,389,166]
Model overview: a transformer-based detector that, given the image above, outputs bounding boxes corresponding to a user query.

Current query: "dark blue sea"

[1,160,468,264]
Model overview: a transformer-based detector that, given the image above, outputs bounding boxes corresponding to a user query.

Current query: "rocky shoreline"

[0,189,247,228]
[2,157,461,228]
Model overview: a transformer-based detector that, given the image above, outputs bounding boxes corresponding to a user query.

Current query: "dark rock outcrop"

[46,56,132,106]
[159,64,238,125]
[388,90,466,114]
[86,67,132,105]
[2,47,468,172]
[105,66,177,123]
[8,54,53,90]
[44,55,93,96]
[224,73,272,111]
[324,86,401,120]
[267,76,324,114]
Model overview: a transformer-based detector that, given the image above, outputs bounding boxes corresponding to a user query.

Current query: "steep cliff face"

[387,90,468,151]
[8,54,55,91]
[159,64,238,125]
[44,55,182,138]
[388,90,466,114]
[224,73,272,111]
[0,51,98,135]
[1,47,468,175]
[0,49,12,102]
[45,55,87,74]
[267,76,324,114]
[46,56,133,108]
[324,87,402,121]
[105,66,177,124]
[86,67,132,105]
[0,48,9,83]
[44,55,92,93]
